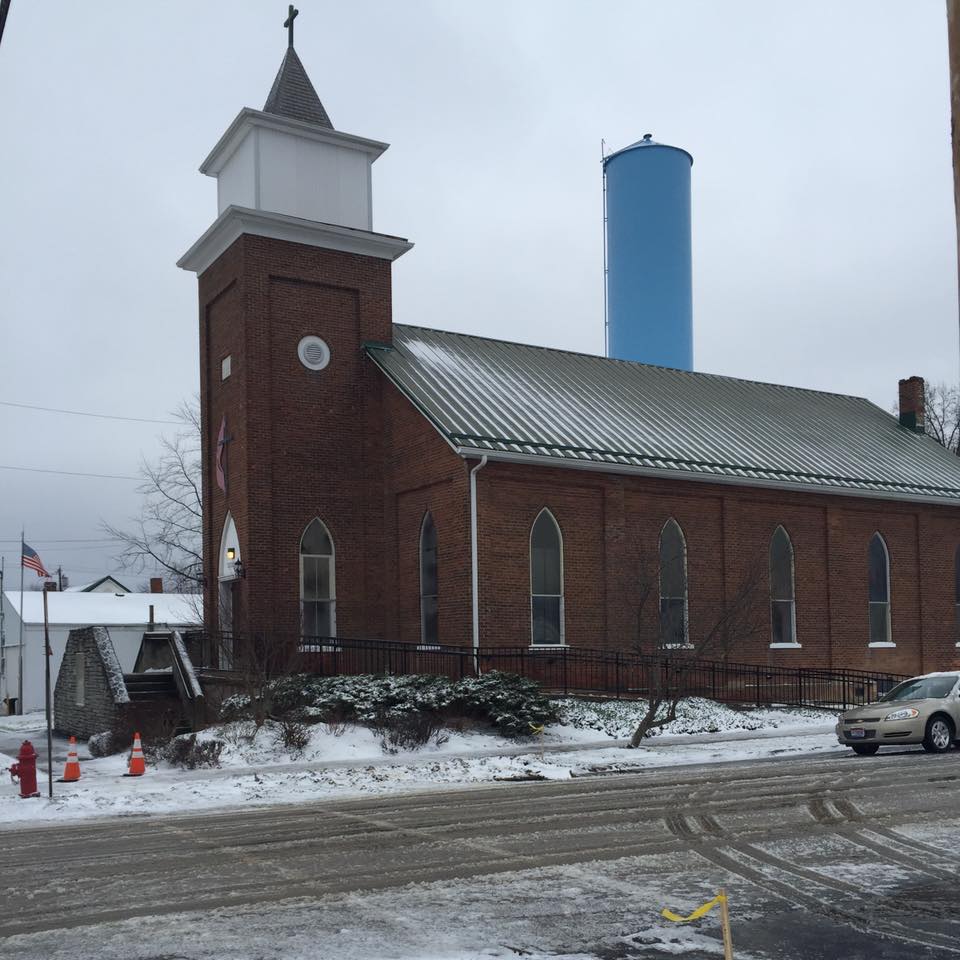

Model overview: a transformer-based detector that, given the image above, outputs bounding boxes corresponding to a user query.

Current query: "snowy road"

[1,748,958,959]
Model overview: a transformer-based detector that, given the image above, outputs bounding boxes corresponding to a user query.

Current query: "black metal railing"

[183,631,910,711]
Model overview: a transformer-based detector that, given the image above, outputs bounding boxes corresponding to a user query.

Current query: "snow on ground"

[0,700,837,826]
[0,726,839,827]
[0,711,47,733]
[554,696,832,740]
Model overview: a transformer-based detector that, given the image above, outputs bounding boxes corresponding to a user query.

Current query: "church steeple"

[178,6,411,276]
[263,46,333,129]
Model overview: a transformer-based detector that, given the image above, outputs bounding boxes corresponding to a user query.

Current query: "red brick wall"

[383,382,470,646]
[198,234,395,643]
[469,461,960,674]
[195,233,960,676]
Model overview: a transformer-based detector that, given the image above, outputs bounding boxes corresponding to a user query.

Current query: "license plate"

[850,727,865,739]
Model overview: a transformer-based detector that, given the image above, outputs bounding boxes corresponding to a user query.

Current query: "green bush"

[218,670,557,740]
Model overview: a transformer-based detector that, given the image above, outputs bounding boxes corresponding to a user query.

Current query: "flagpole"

[18,530,24,716]
[42,585,53,799]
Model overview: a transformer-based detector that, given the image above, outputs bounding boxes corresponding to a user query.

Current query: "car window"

[880,676,959,702]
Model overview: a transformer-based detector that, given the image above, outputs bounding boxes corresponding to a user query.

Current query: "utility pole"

[948,0,960,373]
[56,566,63,592]
[0,0,11,50]
[0,557,5,708]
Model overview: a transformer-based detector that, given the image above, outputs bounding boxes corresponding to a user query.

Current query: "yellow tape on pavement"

[661,893,726,923]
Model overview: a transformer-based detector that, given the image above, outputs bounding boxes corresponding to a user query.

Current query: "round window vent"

[297,336,331,371]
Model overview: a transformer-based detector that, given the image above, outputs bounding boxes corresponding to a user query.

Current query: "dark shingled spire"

[263,47,333,128]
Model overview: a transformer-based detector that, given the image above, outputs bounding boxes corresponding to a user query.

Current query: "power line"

[0,399,181,425]
[0,538,122,543]
[0,464,140,481]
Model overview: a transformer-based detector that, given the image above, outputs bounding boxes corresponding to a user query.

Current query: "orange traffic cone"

[57,736,81,783]
[124,732,146,777]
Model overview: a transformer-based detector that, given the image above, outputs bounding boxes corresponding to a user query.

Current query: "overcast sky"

[0,0,957,592]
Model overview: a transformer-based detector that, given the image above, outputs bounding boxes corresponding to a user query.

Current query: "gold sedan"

[836,672,960,756]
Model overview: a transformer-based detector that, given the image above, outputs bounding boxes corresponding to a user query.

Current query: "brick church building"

[178,32,960,677]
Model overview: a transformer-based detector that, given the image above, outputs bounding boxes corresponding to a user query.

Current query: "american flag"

[21,541,51,578]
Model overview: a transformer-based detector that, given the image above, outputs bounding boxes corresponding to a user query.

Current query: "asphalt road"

[0,748,958,959]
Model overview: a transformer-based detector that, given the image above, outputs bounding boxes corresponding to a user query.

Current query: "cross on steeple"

[284,5,299,48]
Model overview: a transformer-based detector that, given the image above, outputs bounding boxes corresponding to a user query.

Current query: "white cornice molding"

[177,205,413,274]
[200,108,389,176]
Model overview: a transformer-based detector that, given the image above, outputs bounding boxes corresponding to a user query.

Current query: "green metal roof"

[366,325,960,504]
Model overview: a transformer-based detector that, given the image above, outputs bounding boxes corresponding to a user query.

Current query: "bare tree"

[922,381,960,453]
[628,548,766,747]
[103,399,203,593]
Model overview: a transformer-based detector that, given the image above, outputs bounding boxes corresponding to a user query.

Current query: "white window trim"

[658,518,689,647]
[770,642,802,649]
[419,512,439,646]
[530,508,565,647]
[300,518,337,639]
[769,525,798,647]
[868,641,897,649]
[218,512,241,581]
[868,533,892,646]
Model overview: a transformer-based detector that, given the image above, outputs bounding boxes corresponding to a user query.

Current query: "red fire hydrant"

[9,740,40,798]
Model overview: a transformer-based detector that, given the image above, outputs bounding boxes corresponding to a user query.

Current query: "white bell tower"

[179,7,410,274]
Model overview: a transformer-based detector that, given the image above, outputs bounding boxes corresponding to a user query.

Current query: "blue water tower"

[604,134,693,370]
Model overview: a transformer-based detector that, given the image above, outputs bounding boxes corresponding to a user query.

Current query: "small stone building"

[54,627,130,739]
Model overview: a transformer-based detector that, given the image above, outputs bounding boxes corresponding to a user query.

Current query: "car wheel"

[923,716,954,754]
[852,744,879,756]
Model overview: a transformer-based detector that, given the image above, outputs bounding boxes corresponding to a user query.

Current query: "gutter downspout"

[470,456,488,670]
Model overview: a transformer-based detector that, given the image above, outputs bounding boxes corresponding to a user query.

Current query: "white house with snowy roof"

[0,591,201,713]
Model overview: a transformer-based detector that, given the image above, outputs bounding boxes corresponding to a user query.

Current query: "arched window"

[530,509,564,646]
[868,533,891,645]
[769,526,797,646]
[659,518,688,646]
[420,512,439,645]
[954,547,960,644]
[301,519,335,639]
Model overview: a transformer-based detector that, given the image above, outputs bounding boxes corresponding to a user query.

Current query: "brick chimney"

[149,577,163,594]
[898,376,926,433]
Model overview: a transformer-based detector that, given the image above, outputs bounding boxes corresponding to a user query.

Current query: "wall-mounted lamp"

[226,547,236,561]
[233,558,245,579]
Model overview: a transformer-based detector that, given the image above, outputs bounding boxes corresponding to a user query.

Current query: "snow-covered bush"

[217,671,557,739]
[88,730,118,757]
[451,672,558,737]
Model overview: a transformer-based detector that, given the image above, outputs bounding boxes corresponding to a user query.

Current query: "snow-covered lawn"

[554,696,831,740]
[0,711,48,733]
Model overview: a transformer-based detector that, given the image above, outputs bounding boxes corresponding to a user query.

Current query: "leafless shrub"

[371,708,444,754]
[276,718,310,754]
